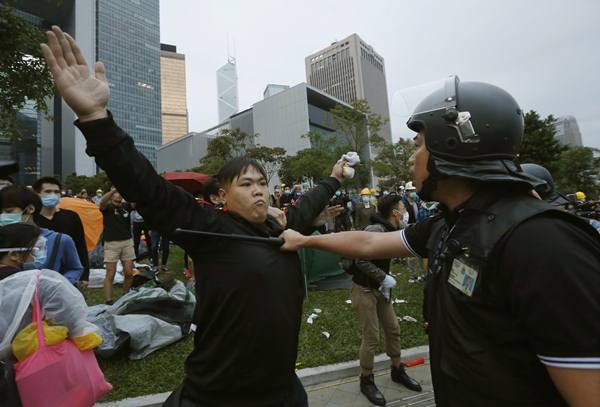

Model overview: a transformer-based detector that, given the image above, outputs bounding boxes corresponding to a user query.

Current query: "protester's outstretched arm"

[40,26,216,238]
[280,228,411,259]
[286,161,344,234]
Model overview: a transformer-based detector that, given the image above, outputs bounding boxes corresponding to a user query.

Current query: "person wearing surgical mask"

[0,186,83,285]
[355,188,376,230]
[33,177,90,286]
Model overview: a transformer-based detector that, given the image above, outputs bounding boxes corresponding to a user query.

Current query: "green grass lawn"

[89,245,427,402]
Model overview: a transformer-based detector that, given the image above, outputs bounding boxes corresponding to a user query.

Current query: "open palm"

[40,26,109,121]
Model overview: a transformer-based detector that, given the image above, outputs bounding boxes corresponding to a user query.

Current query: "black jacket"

[76,115,340,406]
[352,213,398,289]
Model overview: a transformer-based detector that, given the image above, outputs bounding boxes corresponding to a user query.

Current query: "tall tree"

[278,132,337,185]
[370,137,416,189]
[517,111,565,174]
[328,99,387,153]
[195,128,255,175]
[0,3,54,141]
[246,145,287,184]
[555,146,600,197]
[64,172,110,194]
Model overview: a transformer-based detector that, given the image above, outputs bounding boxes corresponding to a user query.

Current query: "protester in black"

[281,77,600,406]
[41,27,343,406]
[99,188,135,303]
[33,177,90,283]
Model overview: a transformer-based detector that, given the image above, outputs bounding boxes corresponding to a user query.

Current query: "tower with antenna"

[216,36,239,123]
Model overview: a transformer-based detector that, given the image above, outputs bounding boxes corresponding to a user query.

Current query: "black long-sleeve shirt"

[34,209,90,281]
[75,114,339,406]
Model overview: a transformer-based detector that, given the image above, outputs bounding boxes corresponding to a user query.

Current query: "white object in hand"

[381,275,397,289]
[341,152,360,179]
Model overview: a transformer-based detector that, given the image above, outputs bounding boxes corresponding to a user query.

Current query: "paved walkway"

[305,363,434,407]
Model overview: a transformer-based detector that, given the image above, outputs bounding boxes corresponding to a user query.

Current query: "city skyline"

[160,0,600,149]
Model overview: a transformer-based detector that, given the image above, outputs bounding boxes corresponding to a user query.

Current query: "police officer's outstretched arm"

[280,228,412,259]
[40,27,215,239]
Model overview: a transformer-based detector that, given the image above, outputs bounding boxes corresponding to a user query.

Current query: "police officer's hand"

[40,26,109,122]
[279,229,307,251]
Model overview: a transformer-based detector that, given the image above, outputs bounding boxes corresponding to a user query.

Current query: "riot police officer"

[282,76,600,406]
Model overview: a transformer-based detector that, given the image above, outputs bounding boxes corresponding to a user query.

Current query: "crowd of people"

[0,25,598,407]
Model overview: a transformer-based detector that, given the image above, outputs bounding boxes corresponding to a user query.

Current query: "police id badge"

[448,258,478,297]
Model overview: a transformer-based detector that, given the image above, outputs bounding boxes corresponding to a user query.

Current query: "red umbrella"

[162,171,211,194]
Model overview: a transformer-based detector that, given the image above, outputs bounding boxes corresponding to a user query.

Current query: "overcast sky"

[160,0,600,148]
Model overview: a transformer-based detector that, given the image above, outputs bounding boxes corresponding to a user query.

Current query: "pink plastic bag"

[14,276,112,407]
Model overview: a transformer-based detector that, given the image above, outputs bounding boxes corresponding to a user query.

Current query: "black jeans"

[150,230,170,267]
[163,374,308,407]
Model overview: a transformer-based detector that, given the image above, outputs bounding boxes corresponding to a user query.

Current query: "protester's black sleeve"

[65,211,90,281]
[285,177,341,235]
[499,213,600,369]
[75,114,221,251]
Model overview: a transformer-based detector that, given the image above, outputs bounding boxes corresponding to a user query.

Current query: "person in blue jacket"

[0,186,83,284]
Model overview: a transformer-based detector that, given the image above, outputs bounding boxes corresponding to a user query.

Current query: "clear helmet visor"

[391,75,478,144]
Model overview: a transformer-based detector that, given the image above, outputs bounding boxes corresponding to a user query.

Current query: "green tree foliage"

[328,99,387,153]
[555,146,600,197]
[371,137,416,189]
[517,111,565,174]
[0,4,55,141]
[194,128,255,175]
[278,132,337,185]
[246,145,287,184]
[63,172,110,195]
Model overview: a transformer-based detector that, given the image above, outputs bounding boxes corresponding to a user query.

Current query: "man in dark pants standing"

[282,77,600,406]
[41,26,343,406]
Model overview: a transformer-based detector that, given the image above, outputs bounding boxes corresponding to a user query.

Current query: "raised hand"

[40,26,109,122]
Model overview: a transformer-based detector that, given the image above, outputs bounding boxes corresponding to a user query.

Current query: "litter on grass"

[306,313,319,324]
[345,300,352,304]
[401,315,418,323]
[314,308,322,314]
[393,299,407,304]
[322,331,331,339]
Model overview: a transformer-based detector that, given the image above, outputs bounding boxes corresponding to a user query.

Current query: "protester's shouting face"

[219,166,269,224]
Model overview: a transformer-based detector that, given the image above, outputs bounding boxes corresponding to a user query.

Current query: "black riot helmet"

[406,76,542,197]
[521,163,570,206]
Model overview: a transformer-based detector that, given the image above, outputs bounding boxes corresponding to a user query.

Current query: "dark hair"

[0,186,42,213]
[33,177,62,193]
[202,177,221,202]
[216,156,268,187]
[0,223,40,260]
[378,194,402,218]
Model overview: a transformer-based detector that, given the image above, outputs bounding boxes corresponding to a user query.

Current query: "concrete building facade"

[217,57,239,123]
[554,115,583,147]
[157,83,372,186]
[160,43,189,145]
[305,33,392,143]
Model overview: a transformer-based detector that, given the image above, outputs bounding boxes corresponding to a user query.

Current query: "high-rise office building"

[217,57,239,123]
[160,43,188,145]
[5,0,97,182]
[305,33,392,142]
[97,0,162,166]
[554,115,583,147]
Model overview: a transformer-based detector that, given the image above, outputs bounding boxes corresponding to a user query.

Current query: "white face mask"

[403,212,410,223]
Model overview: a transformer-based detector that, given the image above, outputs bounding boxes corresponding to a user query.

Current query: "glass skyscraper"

[97,0,162,166]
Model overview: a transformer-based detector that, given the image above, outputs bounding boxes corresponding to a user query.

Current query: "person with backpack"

[346,194,421,405]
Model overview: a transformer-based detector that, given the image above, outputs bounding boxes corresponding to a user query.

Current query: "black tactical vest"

[423,190,596,406]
